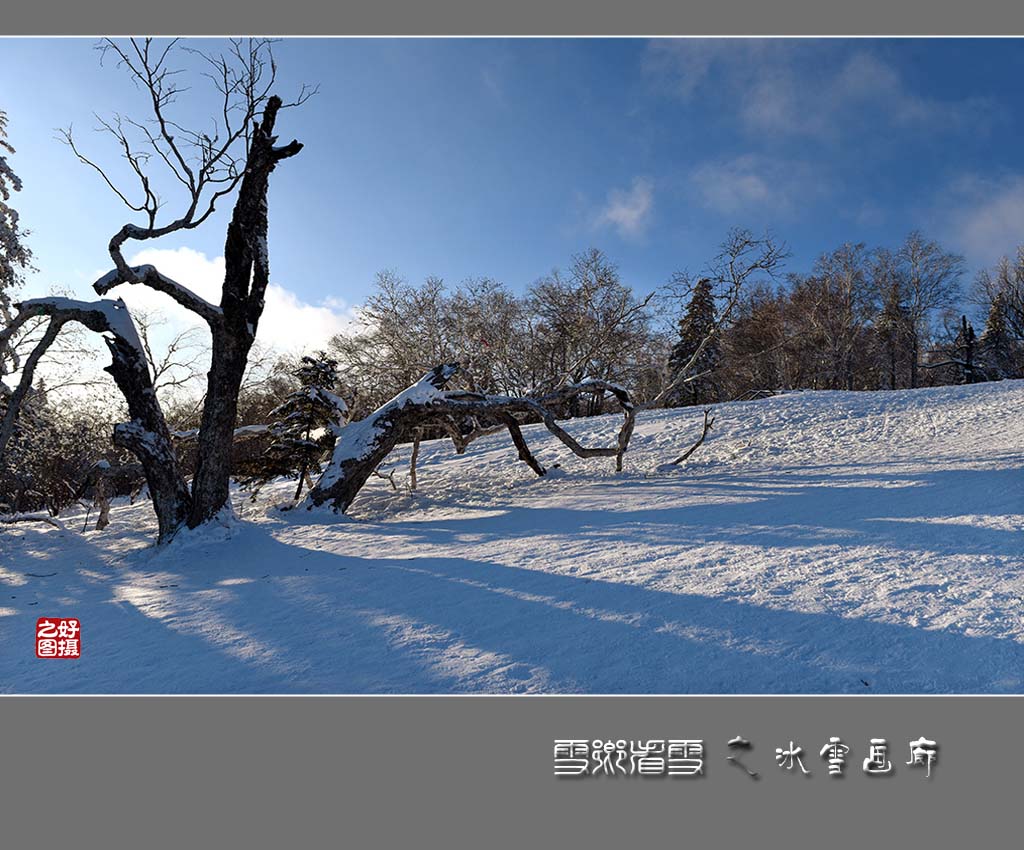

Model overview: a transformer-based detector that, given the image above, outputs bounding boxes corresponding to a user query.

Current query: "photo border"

[2,3,1022,843]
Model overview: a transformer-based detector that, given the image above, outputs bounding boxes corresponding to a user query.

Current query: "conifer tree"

[246,352,348,501]
[979,293,1022,379]
[1,109,35,386]
[666,277,719,406]
[952,315,979,384]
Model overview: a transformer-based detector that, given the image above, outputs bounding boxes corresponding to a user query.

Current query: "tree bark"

[34,95,304,540]
[8,298,190,542]
[306,366,636,514]
[409,429,422,490]
[910,332,919,389]
[0,317,64,463]
[305,365,458,513]
[669,408,715,465]
[187,95,303,528]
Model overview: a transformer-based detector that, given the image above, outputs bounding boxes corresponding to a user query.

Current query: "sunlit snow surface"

[2,380,1022,693]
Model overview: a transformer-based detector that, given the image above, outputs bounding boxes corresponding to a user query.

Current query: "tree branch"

[669,408,715,466]
[93,263,222,326]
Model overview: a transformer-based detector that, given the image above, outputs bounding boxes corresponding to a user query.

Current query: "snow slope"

[2,380,1022,694]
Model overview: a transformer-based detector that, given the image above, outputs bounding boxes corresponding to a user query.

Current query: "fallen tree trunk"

[304,364,459,513]
[305,365,636,514]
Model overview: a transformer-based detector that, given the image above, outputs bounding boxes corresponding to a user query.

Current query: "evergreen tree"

[243,353,348,501]
[979,293,1022,379]
[952,315,979,384]
[666,277,719,406]
[874,296,913,389]
[1,109,35,384]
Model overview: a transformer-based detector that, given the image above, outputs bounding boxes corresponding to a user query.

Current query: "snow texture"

[1,380,1022,694]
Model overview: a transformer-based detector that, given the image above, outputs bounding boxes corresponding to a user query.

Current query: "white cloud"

[645,41,998,140]
[113,246,359,354]
[690,155,822,216]
[940,175,1024,266]
[643,39,748,99]
[595,177,654,238]
[692,157,771,213]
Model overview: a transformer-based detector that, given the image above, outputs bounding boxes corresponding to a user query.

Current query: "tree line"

[1,39,1022,530]
[5,226,1020,519]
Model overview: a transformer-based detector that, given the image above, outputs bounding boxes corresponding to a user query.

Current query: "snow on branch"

[305,365,637,514]
[171,423,271,442]
[12,296,149,374]
[3,295,190,541]
[93,264,222,326]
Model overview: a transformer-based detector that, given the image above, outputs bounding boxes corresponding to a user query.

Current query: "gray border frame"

[3,5,1023,843]
[0,1,1023,36]
[2,695,1018,846]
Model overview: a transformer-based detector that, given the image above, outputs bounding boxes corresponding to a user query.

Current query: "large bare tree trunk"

[187,96,302,527]
[3,42,309,545]
[7,298,190,542]
[188,329,253,526]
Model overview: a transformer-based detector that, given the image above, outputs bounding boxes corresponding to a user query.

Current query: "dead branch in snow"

[669,408,715,466]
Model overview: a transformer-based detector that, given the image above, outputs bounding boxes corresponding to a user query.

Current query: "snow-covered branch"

[171,423,271,442]
[305,366,637,514]
[2,295,190,542]
[93,263,222,326]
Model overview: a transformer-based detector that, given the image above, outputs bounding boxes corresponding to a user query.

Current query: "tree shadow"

[5,518,1022,694]
[351,464,1023,560]
[3,454,1021,694]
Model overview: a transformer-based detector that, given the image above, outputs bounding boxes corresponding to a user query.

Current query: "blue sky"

[2,37,1023,348]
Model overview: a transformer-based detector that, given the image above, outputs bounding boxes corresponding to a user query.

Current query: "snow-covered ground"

[2,380,1022,694]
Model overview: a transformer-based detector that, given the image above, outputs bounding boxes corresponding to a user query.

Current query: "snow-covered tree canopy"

[0,109,35,387]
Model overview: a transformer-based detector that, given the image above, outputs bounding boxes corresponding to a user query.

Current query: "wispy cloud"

[481,66,504,102]
[642,39,751,99]
[594,177,655,238]
[645,40,999,139]
[690,155,824,216]
[936,174,1024,266]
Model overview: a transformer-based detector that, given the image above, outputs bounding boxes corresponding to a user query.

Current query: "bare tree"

[716,282,789,398]
[527,249,656,398]
[652,228,788,407]
[897,232,965,388]
[3,296,190,534]
[782,243,878,391]
[133,309,208,399]
[0,38,311,541]
[329,270,457,413]
[973,247,1024,343]
[869,247,913,389]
